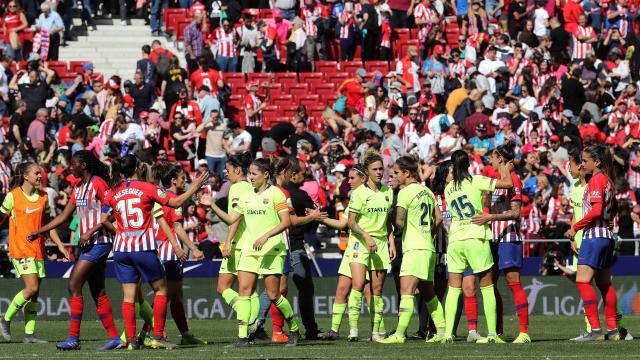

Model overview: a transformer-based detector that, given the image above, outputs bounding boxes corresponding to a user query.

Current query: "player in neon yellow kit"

[199,158,301,347]
[442,150,513,344]
[347,152,395,342]
[377,156,446,344]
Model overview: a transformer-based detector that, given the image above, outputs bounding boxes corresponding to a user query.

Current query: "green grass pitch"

[2,316,639,359]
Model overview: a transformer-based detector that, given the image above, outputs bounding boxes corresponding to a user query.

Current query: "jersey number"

[419,202,431,226]
[116,198,144,228]
[450,195,475,219]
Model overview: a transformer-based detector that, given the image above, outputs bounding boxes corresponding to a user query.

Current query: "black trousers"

[245,125,263,157]
[48,33,60,61]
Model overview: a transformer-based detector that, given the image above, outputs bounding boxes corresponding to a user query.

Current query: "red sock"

[508,281,529,334]
[153,294,168,338]
[96,295,118,338]
[269,304,284,333]
[597,283,618,331]
[122,301,136,343]
[142,322,152,333]
[69,295,83,338]
[464,295,478,332]
[494,287,503,334]
[170,301,189,333]
[576,281,601,331]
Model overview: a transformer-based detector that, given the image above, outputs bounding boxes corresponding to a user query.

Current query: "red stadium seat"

[326,72,349,87]
[365,61,391,74]
[312,83,336,96]
[247,73,272,83]
[395,39,419,59]
[164,8,187,33]
[299,72,324,83]
[281,105,297,118]
[395,28,410,42]
[272,94,294,107]
[315,61,338,75]
[341,61,362,75]
[46,61,68,76]
[299,95,320,108]
[262,105,279,121]
[229,94,243,107]
[266,83,283,96]
[174,20,191,44]
[409,27,419,40]
[275,72,297,83]
[288,83,310,98]
[258,8,273,19]
[178,160,192,174]
[69,61,91,74]
[307,105,325,119]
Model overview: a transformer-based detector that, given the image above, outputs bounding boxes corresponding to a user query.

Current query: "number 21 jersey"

[444,175,496,243]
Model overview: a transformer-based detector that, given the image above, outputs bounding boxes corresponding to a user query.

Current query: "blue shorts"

[163,260,183,281]
[578,237,615,270]
[283,251,291,275]
[492,241,523,271]
[78,242,112,264]
[113,251,165,284]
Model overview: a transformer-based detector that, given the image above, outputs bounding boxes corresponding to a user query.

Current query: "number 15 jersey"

[444,175,496,243]
[104,180,170,252]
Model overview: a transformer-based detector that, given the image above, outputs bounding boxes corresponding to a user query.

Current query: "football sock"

[331,302,347,332]
[480,284,497,336]
[69,295,83,338]
[249,292,259,325]
[152,294,168,338]
[616,300,625,329]
[395,295,414,337]
[348,289,363,332]
[508,281,529,334]
[275,296,299,332]
[269,303,284,333]
[576,281,601,331]
[426,296,445,333]
[584,315,592,332]
[24,301,38,335]
[597,283,618,331]
[372,295,384,334]
[221,288,239,310]
[97,295,118,338]
[464,294,478,332]
[236,296,250,338]
[139,299,154,327]
[122,301,136,343]
[494,286,503,334]
[445,287,462,337]
[5,291,28,321]
[170,301,189,333]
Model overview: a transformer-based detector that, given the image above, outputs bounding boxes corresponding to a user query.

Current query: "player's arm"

[222,220,240,258]
[433,203,443,232]
[175,221,204,260]
[199,193,242,225]
[253,209,291,250]
[320,216,349,229]
[48,228,70,261]
[348,211,376,252]
[30,200,77,239]
[166,172,209,209]
[158,216,187,261]
[394,206,406,231]
[494,163,514,189]
[99,212,117,235]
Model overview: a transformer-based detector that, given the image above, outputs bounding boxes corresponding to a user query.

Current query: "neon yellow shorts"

[399,249,435,281]
[348,239,390,271]
[12,258,46,278]
[237,252,285,275]
[219,248,241,275]
[337,251,352,277]
[447,239,494,274]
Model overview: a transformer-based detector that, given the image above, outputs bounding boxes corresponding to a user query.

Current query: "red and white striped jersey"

[491,172,523,242]
[628,158,640,189]
[99,118,114,143]
[616,189,637,206]
[581,173,616,240]
[213,27,238,57]
[183,215,199,244]
[572,26,596,59]
[399,119,418,152]
[339,12,353,39]
[468,157,483,175]
[0,161,11,195]
[302,7,322,37]
[450,59,471,77]
[507,57,535,88]
[516,119,553,143]
[104,180,170,252]
[535,72,553,89]
[154,190,183,261]
[414,2,439,40]
[244,94,263,128]
[72,176,112,244]
[380,19,391,48]
[608,110,638,131]
[523,204,542,235]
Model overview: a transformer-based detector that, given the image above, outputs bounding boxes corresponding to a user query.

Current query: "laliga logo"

[619,283,640,314]
[524,278,557,313]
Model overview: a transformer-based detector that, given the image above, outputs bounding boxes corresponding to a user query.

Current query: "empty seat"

[272,94,294,107]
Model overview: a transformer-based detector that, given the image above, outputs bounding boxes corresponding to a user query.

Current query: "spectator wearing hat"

[396,45,421,97]
[338,1,356,61]
[319,138,349,171]
[547,134,568,163]
[469,123,494,157]
[184,13,205,74]
[34,2,64,61]
[338,68,366,109]
[421,44,448,97]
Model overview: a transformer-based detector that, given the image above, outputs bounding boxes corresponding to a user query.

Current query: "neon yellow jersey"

[348,183,393,243]
[445,175,496,242]
[236,185,289,256]
[571,180,586,247]
[396,183,437,252]
[228,181,254,249]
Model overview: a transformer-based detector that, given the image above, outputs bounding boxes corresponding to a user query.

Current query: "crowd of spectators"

[2,0,640,264]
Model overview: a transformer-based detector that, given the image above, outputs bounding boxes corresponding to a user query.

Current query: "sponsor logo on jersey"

[158,189,167,198]
[247,209,267,215]
[76,199,88,207]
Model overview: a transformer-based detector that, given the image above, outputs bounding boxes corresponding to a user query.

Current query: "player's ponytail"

[110,154,138,187]
[273,157,292,180]
[227,151,253,175]
[71,150,111,184]
[584,144,616,191]
[451,150,471,191]
[396,155,420,181]
[12,161,37,189]
[431,160,451,195]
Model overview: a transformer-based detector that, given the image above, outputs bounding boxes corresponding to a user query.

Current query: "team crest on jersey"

[158,189,167,198]
[353,251,359,259]
[263,198,269,204]
[385,196,389,202]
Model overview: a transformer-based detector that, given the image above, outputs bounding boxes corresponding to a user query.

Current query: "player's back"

[73,176,111,244]
[397,182,436,251]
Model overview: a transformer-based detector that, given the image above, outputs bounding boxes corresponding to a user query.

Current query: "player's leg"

[574,237,606,341]
[87,260,123,350]
[505,268,530,343]
[268,274,288,343]
[327,275,352,338]
[470,239,501,344]
[235,270,258,345]
[489,243,504,336]
[595,267,620,340]
[264,273,300,346]
[419,281,446,342]
[462,274,482,342]
[55,259,94,349]
[141,252,174,349]
[348,262,368,341]
[370,269,387,340]
[445,272,463,341]
[21,273,45,343]
[2,259,42,342]
[217,273,238,310]
[377,274,418,344]
[121,282,139,349]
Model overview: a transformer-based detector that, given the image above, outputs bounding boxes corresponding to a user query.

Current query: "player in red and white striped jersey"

[152,163,205,345]
[473,145,530,343]
[30,151,122,350]
[102,154,207,349]
[571,15,597,60]
[566,145,620,341]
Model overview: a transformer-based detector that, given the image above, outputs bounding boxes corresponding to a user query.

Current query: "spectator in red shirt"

[337,68,366,109]
[189,56,223,96]
[578,111,604,144]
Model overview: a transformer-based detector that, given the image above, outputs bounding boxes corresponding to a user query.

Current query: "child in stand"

[181,116,198,159]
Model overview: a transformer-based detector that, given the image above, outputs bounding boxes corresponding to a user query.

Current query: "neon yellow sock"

[616,301,625,329]
[372,295,384,334]
[236,296,250,338]
[426,296,446,333]
[331,302,346,333]
[222,288,239,310]
[395,295,414,337]
[348,289,363,332]
[24,301,38,335]
[480,284,497,335]
[445,287,461,337]
[585,315,592,332]
[249,292,259,325]
[139,300,154,327]
[275,296,299,332]
[4,291,28,321]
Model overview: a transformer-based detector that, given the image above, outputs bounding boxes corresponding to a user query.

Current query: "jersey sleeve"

[473,175,496,192]
[396,187,409,210]
[152,203,164,219]
[0,192,13,214]
[147,184,170,206]
[348,188,364,214]
[510,173,523,202]
[587,174,606,204]
[273,188,289,214]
